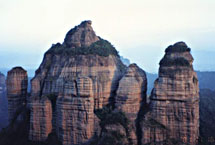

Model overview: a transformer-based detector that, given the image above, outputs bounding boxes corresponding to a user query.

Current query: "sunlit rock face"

[141,42,199,145]
[28,97,52,141]
[56,77,95,145]
[64,20,99,48]
[115,63,147,144]
[6,67,28,123]
[29,20,126,143]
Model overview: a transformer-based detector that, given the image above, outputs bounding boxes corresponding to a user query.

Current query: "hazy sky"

[0,0,215,73]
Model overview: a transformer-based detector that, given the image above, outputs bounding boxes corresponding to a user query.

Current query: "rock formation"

[29,20,127,143]
[56,77,96,145]
[141,42,199,145]
[64,20,99,48]
[6,67,28,123]
[115,63,147,144]
[1,21,201,145]
[29,97,52,141]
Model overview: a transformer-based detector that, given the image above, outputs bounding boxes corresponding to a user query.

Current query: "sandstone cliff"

[1,21,201,145]
[141,42,199,145]
[115,63,147,144]
[6,67,28,123]
[29,20,127,143]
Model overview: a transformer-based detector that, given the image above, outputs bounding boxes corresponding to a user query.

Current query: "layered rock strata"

[28,97,52,141]
[29,21,126,142]
[115,63,147,144]
[6,67,28,123]
[56,77,95,145]
[141,42,199,145]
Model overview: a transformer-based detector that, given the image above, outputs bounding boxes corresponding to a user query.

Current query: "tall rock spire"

[29,20,126,143]
[63,20,99,48]
[141,42,199,145]
[6,67,28,123]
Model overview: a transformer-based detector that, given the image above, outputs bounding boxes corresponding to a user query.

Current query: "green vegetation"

[159,57,190,67]
[95,107,130,132]
[92,107,131,145]
[165,45,191,53]
[46,39,119,57]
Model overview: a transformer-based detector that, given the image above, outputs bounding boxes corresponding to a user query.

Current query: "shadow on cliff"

[0,105,62,145]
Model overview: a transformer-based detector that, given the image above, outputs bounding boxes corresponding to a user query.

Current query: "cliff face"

[6,67,28,123]
[56,76,96,145]
[2,21,201,145]
[29,21,126,143]
[64,20,99,48]
[115,63,147,144]
[141,42,199,145]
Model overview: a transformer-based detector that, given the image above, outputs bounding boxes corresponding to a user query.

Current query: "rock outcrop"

[141,42,199,145]
[56,77,95,145]
[28,97,52,141]
[6,67,28,123]
[64,20,99,48]
[29,20,126,143]
[115,63,147,144]
[2,20,200,145]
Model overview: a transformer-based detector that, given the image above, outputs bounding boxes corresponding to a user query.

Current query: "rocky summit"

[1,21,200,145]
[6,67,28,123]
[141,42,199,145]
[64,20,99,48]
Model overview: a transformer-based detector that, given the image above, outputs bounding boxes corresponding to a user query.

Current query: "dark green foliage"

[159,57,190,67]
[46,39,119,57]
[95,107,130,132]
[93,107,131,145]
[165,44,191,53]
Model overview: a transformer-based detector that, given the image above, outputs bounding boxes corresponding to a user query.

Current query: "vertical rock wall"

[6,67,28,123]
[115,64,147,144]
[29,21,126,143]
[29,98,52,141]
[141,42,199,145]
[56,77,95,145]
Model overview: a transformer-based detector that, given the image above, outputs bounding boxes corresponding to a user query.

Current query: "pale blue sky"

[0,0,215,73]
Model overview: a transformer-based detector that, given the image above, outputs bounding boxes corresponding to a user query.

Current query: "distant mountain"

[146,71,215,96]
[120,56,130,66]
[146,72,157,95]
[197,71,215,91]
[199,89,215,144]
[0,72,8,131]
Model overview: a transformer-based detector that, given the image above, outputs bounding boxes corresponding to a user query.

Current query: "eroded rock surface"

[29,21,126,143]
[115,63,147,144]
[141,42,199,145]
[29,97,52,141]
[64,20,99,48]
[6,67,28,123]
